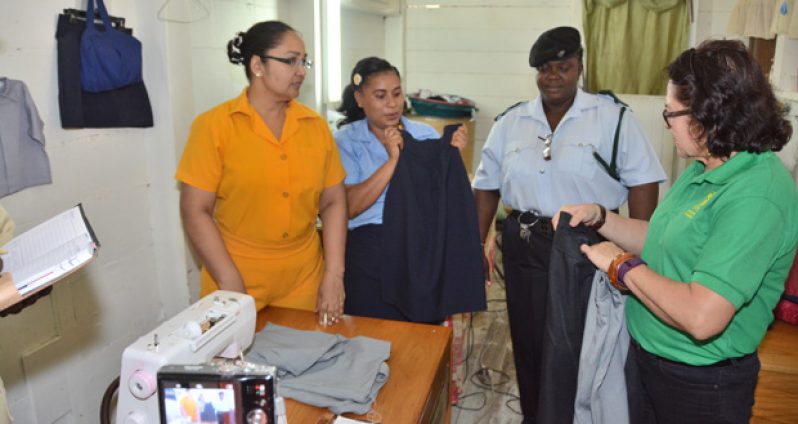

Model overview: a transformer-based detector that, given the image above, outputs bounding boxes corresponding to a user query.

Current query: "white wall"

[342,8,387,90]
[188,0,280,116]
[0,0,307,422]
[279,0,320,110]
[0,1,189,422]
[404,0,580,166]
[695,0,740,43]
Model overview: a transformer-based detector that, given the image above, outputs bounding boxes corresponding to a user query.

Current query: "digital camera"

[157,360,279,424]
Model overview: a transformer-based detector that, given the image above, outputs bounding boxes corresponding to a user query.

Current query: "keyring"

[516,210,541,227]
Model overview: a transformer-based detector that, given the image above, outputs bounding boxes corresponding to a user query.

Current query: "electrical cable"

[451,312,476,413]
[486,297,507,313]
[451,237,522,419]
[100,376,120,424]
[453,312,482,412]
[453,311,520,417]
[505,397,523,415]
[453,391,487,411]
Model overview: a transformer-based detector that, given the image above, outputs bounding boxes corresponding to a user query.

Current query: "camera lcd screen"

[160,381,238,424]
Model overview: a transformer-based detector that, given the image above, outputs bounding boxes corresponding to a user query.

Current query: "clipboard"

[0,204,99,311]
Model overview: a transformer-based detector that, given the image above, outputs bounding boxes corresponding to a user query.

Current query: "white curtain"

[770,0,798,37]
[727,0,779,39]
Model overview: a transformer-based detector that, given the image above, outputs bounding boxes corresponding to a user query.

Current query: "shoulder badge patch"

[494,101,527,122]
[597,90,629,108]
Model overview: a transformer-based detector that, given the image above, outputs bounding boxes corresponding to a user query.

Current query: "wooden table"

[257,307,452,424]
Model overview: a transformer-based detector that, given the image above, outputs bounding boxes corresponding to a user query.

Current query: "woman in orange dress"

[176,21,347,324]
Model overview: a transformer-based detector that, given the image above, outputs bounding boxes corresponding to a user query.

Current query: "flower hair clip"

[352,73,362,87]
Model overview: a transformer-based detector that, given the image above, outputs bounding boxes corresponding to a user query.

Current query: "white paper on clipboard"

[0,204,99,298]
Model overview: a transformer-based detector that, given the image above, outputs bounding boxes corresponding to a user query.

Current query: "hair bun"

[227,31,246,65]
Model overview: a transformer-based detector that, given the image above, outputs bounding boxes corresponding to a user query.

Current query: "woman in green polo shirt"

[555,39,798,423]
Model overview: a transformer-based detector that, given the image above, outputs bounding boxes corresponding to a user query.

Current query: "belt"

[509,210,554,239]
[631,339,755,368]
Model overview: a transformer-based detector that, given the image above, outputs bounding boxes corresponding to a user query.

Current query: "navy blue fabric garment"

[344,224,411,321]
[56,13,153,128]
[380,124,486,323]
[537,212,602,424]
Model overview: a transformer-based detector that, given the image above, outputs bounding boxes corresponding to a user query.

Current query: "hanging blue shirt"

[334,116,440,229]
[0,78,52,198]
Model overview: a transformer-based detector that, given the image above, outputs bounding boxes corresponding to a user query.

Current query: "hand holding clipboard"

[0,205,99,314]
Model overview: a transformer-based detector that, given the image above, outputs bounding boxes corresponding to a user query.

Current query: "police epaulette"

[494,101,526,121]
[597,90,629,108]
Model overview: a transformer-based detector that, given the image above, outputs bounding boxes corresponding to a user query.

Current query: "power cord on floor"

[453,313,486,412]
[453,312,475,403]
[505,397,523,415]
[452,311,521,417]
[453,365,521,414]
[452,239,521,418]
[469,369,520,404]
[486,297,507,313]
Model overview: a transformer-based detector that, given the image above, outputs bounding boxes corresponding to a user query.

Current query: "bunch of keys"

[517,211,541,243]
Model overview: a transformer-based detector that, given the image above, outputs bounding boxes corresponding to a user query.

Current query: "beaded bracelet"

[617,256,647,289]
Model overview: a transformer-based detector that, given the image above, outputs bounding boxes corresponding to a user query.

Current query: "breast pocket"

[502,141,538,180]
[295,145,328,194]
[555,140,599,180]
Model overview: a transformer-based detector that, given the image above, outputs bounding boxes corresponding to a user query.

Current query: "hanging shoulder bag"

[79,0,143,92]
[56,7,153,128]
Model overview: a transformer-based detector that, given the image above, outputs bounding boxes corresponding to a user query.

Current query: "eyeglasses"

[662,108,691,129]
[260,55,313,71]
[538,134,552,161]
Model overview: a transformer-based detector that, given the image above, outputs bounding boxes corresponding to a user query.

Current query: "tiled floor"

[450,242,524,424]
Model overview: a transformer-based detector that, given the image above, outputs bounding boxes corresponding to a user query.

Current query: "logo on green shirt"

[684,192,716,219]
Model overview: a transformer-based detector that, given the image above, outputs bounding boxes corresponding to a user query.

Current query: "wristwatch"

[617,256,647,289]
[590,203,607,231]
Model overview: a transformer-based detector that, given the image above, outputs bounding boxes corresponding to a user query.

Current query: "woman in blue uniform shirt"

[334,56,467,321]
[472,27,667,423]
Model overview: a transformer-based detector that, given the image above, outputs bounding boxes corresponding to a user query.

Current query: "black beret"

[529,26,582,68]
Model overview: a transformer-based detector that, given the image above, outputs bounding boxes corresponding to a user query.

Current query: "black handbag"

[56,8,153,128]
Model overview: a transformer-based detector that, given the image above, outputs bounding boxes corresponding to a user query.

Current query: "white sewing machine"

[116,290,257,424]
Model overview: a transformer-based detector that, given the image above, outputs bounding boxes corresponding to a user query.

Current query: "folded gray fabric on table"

[245,323,391,415]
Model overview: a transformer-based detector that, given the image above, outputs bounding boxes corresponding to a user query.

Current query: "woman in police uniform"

[472,26,666,423]
[176,21,347,325]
